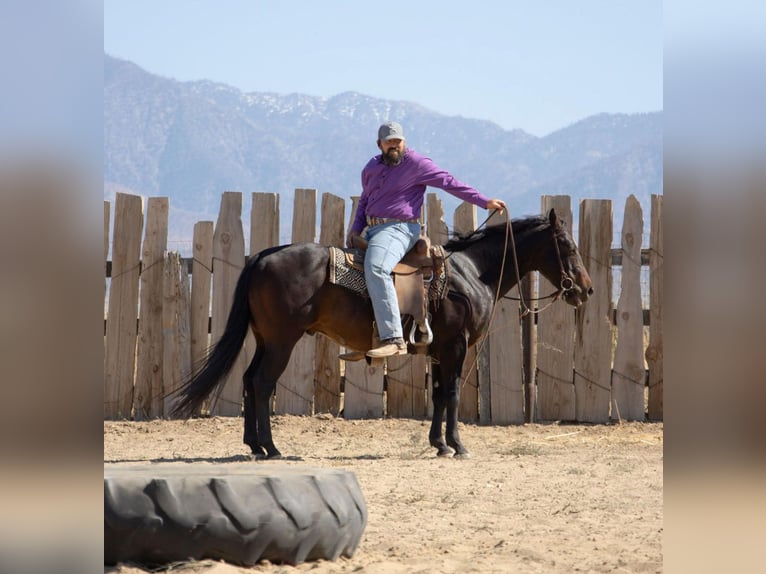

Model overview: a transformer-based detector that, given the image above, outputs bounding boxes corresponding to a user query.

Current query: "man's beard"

[382,147,404,166]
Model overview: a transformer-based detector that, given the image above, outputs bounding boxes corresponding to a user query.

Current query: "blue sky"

[104,0,662,137]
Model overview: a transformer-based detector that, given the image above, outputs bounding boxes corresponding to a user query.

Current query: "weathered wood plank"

[104,201,110,304]
[190,221,213,388]
[536,196,576,421]
[454,202,480,422]
[386,355,428,418]
[248,192,280,415]
[162,252,191,416]
[210,192,247,416]
[104,193,143,419]
[275,189,316,415]
[647,194,663,420]
[250,192,280,254]
[134,197,169,419]
[521,273,537,422]
[426,192,449,245]
[489,294,525,424]
[574,199,613,422]
[343,361,384,419]
[341,196,383,419]
[314,192,345,416]
[612,195,646,420]
[424,193,448,419]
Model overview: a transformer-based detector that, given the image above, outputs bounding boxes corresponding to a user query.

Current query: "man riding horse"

[347,121,507,358]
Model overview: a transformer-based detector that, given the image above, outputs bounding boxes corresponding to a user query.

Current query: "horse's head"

[541,209,593,307]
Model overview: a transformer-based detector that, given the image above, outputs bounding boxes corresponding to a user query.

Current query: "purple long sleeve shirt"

[350,148,490,233]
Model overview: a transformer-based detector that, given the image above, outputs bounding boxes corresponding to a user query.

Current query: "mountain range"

[104,53,662,247]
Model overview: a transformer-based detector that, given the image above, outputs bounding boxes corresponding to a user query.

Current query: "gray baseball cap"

[378,121,405,141]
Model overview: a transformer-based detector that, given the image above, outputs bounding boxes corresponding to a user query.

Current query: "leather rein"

[499,211,575,317]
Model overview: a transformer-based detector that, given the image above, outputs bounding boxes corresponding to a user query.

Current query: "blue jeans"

[364,221,422,341]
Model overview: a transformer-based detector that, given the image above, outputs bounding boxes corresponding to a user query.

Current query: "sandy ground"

[104,415,663,574]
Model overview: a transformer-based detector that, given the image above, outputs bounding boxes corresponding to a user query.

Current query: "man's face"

[379,138,405,166]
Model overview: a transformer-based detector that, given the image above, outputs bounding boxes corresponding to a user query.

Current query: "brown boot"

[366,337,407,358]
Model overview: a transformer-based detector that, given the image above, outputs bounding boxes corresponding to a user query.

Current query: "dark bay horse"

[171,209,593,458]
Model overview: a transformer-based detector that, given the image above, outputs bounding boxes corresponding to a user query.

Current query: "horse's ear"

[548,208,559,227]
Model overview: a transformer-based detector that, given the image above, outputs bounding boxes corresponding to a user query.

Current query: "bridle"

[502,213,577,317]
[461,210,577,387]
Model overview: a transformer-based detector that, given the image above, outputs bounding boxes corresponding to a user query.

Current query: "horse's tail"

[170,254,258,419]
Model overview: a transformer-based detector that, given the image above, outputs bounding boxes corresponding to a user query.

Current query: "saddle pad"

[328,246,449,302]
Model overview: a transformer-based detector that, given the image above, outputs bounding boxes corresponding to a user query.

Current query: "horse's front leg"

[443,338,470,458]
[429,361,452,457]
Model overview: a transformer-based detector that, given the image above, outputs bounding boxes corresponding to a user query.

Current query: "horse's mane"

[444,215,549,252]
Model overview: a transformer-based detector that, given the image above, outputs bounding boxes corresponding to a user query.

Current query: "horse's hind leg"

[251,339,299,459]
[242,346,266,457]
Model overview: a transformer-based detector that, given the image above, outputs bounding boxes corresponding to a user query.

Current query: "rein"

[459,209,575,388]
[502,217,574,315]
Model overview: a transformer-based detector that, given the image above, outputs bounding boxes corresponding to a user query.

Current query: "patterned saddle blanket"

[327,246,449,303]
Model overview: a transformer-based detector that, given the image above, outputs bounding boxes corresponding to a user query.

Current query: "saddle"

[332,234,448,347]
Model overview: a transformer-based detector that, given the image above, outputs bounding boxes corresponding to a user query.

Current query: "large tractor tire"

[104,463,367,567]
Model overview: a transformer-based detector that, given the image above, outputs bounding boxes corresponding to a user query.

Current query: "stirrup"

[409,315,433,346]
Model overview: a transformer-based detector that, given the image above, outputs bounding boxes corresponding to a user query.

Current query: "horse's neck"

[463,223,548,295]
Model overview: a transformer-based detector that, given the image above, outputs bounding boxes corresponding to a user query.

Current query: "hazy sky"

[104,0,662,137]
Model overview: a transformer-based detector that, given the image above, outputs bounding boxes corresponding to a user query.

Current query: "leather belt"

[367,216,420,226]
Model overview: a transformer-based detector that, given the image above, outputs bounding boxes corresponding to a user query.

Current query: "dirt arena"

[104,415,663,574]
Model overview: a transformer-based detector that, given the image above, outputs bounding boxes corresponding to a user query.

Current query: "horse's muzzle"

[563,285,593,307]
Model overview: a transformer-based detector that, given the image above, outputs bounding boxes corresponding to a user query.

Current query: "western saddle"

[349,233,446,348]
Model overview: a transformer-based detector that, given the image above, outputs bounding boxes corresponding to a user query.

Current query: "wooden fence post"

[537,196,576,421]
[452,202,481,422]
[314,192,345,416]
[249,192,280,415]
[574,199,613,422]
[647,194,663,420]
[162,252,191,416]
[210,191,247,416]
[343,196,385,418]
[521,273,537,422]
[612,195,646,420]
[251,192,280,254]
[344,363,385,419]
[423,193,450,419]
[385,198,430,419]
[134,197,168,419]
[275,188,316,415]
[482,207,525,424]
[104,201,110,303]
[190,221,213,391]
[104,192,143,419]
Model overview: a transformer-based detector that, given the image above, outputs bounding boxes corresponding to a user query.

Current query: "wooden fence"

[104,191,663,423]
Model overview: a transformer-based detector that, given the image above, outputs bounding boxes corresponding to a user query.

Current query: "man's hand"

[486,198,507,213]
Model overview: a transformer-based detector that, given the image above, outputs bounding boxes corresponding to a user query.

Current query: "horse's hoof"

[436,447,454,457]
[453,452,471,459]
[264,447,282,460]
[249,446,267,458]
[251,451,282,461]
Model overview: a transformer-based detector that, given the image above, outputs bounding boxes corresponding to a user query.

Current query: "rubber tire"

[104,463,368,567]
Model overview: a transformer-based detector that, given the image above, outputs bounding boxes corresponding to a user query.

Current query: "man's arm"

[415,155,490,208]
